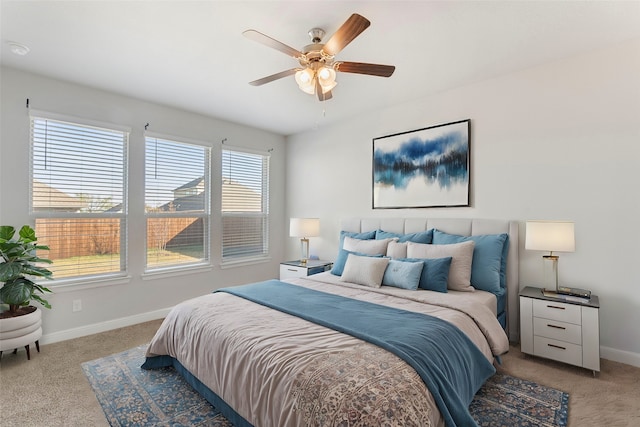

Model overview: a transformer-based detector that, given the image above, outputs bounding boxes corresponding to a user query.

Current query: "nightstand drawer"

[533,317,582,344]
[534,336,582,366]
[279,261,333,280]
[532,298,581,324]
[279,265,307,279]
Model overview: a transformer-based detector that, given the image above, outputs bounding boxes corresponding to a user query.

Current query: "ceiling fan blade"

[249,68,298,86]
[318,89,332,102]
[315,79,323,101]
[315,79,332,102]
[243,29,303,58]
[322,14,371,56]
[335,61,395,77]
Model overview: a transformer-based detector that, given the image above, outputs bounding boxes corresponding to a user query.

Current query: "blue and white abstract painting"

[373,120,470,208]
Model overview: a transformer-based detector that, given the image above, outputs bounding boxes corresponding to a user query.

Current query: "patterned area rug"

[82,345,568,427]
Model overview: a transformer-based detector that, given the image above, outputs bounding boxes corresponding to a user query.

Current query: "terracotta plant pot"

[0,306,42,360]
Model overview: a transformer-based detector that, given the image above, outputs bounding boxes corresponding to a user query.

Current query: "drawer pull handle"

[547,324,566,330]
[547,305,566,310]
[287,268,297,272]
[547,343,566,350]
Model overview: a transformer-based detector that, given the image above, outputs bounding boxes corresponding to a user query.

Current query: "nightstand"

[279,260,333,280]
[519,286,600,375]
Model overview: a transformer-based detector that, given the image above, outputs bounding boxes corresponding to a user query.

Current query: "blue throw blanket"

[219,280,495,427]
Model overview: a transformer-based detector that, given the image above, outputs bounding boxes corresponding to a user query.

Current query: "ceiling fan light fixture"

[299,83,316,95]
[295,68,316,94]
[317,66,333,81]
[295,68,313,84]
[320,81,336,94]
[317,66,337,93]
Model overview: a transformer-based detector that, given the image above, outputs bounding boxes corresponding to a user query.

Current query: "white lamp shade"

[289,218,320,238]
[525,220,575,252]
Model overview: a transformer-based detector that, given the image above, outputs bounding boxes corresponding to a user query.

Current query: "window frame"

[29,110,130,286]
[143,132,212,273]
[220,145,270,266]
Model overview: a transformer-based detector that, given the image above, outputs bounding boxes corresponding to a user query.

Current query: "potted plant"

[0,225,53,360]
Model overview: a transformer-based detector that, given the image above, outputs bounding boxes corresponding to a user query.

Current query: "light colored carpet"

[0,320,163,427]
[0,319,638,426]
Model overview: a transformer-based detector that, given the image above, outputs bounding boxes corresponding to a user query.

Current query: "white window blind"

[30,115,128,280]
[145,135,210,270]
[221,148,269,261]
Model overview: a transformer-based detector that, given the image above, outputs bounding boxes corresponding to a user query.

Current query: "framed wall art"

[372,119,470,209]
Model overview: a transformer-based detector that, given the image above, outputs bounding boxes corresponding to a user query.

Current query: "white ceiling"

[2,1,639,136]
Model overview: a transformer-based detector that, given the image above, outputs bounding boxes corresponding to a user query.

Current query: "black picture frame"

[372,119,470,209]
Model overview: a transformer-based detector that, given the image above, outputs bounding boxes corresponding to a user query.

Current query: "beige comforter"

[146,275,509,427]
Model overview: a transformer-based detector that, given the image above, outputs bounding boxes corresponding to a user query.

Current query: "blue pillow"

[375,229,433,244]
[432,230,509,294]
[382,259,425,290]
[331,249,383,276]
[400,257,452,292]
[339,230,376,249]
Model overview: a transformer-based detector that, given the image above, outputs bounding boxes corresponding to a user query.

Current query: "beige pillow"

[340,254,389,288]
[342,236,395,255]
[406,241,475,292]
[386,241,408,258]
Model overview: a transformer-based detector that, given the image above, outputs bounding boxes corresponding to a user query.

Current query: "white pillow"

[342,236,395,255]
[386,241,408,258]
[340,254,390,288]
[406,241,475,292]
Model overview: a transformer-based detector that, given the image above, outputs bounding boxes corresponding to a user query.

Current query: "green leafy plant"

[0,225,53,314]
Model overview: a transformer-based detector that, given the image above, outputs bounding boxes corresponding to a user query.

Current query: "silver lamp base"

[299,238,310,264]
[542,254,559,291]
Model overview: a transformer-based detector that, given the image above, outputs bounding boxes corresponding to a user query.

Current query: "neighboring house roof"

[174,176,204,192]
[159,193,205,212]
[105,203,123,213]
[32,180,85,212]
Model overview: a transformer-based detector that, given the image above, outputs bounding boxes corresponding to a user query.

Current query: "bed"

[143,218,519,427]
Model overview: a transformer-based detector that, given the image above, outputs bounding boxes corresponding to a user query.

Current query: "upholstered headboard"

[340,218,519,343]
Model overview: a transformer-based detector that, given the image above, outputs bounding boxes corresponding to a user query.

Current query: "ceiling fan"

[243,13,395,102]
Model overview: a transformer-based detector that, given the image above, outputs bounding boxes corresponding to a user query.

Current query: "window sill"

[48,274,132,293]
[142,263,213,280]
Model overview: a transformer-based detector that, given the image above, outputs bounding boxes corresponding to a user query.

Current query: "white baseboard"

[601,345,640,368]
[40,307,172,345]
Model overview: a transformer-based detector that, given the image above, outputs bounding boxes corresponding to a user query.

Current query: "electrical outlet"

[72,299,82,312]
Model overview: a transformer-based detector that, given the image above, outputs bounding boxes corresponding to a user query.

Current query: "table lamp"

[289,218,320,264]
[525,220,575,291]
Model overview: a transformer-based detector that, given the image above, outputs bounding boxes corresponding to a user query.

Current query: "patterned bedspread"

[145,275,509,427]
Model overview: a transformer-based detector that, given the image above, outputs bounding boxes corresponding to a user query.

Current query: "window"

[145,135,210,270]
[30,114,128,281]
[221,148,270,262]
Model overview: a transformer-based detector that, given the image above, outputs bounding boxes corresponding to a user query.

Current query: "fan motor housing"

[302,43,325,59]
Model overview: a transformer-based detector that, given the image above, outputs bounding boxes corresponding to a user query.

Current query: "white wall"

[286,39,640,366]
[0,67,286,342]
